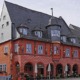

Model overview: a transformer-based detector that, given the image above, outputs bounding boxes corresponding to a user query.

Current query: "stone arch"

[72,64,78,75]
[56,64,63,77]
[24,62,33,76]
[37,62,44,77]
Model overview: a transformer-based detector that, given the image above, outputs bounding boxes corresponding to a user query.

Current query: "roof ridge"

[70,24,80,29]
[5,1,51,17]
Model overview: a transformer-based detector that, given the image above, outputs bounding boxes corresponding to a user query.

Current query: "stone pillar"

[44,65,47,78]
[33,63,37,78]
[78,64,80,75]
[63,65,66,78]
[53,65,56,78]
[70,65,73,76]
[20,64,24,73]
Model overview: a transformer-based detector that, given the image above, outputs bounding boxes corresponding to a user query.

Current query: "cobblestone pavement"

[53,78,80,80]
[41,78,80,80]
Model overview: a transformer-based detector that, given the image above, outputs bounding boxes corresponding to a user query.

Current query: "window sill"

[0,71,6,74]
[72,57,79,59]
[4,53,8,55]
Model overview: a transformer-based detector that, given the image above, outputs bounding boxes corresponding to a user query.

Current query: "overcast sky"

[0,0,80,27]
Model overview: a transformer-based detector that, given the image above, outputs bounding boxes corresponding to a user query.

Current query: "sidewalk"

[53,78,80,80]
[40,78,80,80]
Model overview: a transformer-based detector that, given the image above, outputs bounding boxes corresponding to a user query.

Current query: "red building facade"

[0,1,80,80]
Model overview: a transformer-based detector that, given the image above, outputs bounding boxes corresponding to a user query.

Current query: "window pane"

[14,44,19,52]
[71,38,76,43]
[65,49,70,57]
[3,15,6,20]
[73,50,78,58]
[51,30,60,37]
[19,28,23,33]
[19,28,28,35]
[4,46,8,53]
[3,64,6,72]
[0,65,2,71]
[23,28,27,35]
[1,33,4,39]
[61,36,66,42]
[54,46,58,54]
[6,22,9,26]
[38,45,43,54]
[35,31,42,38]
[26,44,32,53]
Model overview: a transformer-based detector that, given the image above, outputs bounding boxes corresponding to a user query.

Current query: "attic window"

[61,36,66,42]
[17,26,28,36]
[6,22,9,26]
[3,15,6,20]
[51,30,60,37]
[27,19,31,23]
[2,24,4,28]
[35,31,42,38]
[1,33,4,39]
[71,38,76,43]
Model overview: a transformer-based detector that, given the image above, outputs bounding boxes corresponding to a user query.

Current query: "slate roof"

[69,24,80,37]
[4,1,80,47]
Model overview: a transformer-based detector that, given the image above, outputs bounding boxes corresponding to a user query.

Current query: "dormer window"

[61,36,66,42]
[35,31,42,38]
[51,30,60,37]
[17,27,28,35]
[17,24,29,36]
[71,38,76,43]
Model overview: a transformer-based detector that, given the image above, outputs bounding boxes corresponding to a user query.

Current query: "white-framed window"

[19,28,23,33]
[54,46,59,54]
[65,49,70,57]
[14,44,19,53]
[0,64,6,72]
[0,65,2,72]
[38,45,43,54]
[51,30,60,37]
[3,64,6,72]
[19,28,28,35]
[1,33,4,39]
[23,28,27,35]
[61,36,66,42]
[71,38,76,43]
[35,31,42,38]
[26,44,32,53]
[4,46,8,53]
[73,50,78,58]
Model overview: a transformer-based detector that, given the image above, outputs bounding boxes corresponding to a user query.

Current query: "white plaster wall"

[0,2,12,43]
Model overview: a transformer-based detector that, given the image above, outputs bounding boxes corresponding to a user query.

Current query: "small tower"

[46,8,61,42]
